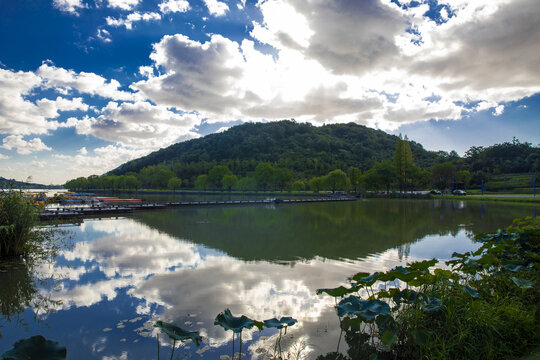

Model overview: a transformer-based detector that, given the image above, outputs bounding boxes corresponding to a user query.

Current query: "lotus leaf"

[354,272,380,285]
[1,335,66,360]
[381,330,397,346]
[504,264,522,272]
[510,277,533,289]
[214,309,255,333]
[336,296,390,321]
[316,285,357,298]
[154,321,202,346]
[263,317,297,329]
[461,286,482,298]
[408,259,437,271]
[420,296,441,312]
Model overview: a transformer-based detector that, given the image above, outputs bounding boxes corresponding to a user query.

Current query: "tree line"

[64,136,480,193]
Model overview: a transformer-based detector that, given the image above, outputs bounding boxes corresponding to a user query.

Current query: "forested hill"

[110,120,437,177]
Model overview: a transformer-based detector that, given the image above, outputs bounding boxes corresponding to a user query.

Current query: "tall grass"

[0,190,39,258]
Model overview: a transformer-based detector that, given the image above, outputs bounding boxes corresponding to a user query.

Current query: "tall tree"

[394,135,414,192]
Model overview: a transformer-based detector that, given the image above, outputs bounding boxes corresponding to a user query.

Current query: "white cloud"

[37,97,89,119]
[493,104,505,116]
[158,0,190,14]
[0,68,58,135]
[105,12,161,30]
[2,135,52,155]
[68,101,201,149]
[203,0,229,16]
[37,62,137,101]
[52,0,86,14]
[96,28,112,43]
[0,153,8,160]
[131,0,540,131]
[106,0,141,11]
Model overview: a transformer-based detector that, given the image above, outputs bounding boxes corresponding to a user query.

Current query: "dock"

[38,196,356,221]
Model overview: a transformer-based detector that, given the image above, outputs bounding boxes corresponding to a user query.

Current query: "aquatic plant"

[215,309,264,359]
[316,217,539,359]
[1,335,66,359]
[0,190,38,258]
[154,320,202,360]
[263,316,298,357]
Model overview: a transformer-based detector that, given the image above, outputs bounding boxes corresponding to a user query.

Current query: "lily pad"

[154,321,202,346]
[263,317,297,329]
[336,296,390,321]
[461,285,482,298]
[1,335,66,360]
[214,309,255,333]
[510,277,533,289]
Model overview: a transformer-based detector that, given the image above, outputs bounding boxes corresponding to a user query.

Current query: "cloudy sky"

[1,0,539,184]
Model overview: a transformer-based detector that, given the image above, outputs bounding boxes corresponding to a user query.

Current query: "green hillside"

[110,120,437,179]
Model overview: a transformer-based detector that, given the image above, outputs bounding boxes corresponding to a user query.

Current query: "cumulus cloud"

[105,12,161,30]
[0,68,60,135]
[52,0,86,14]
[158,0,190,14]
[52,144,149,179]
[131,0,540,130]
[203,0,229,16]
[68,101,201,149]
[2,135,52,155]
[37,62,137,101]
[37,97,89,118]
[106,0,141,11]
[0,153,8,159]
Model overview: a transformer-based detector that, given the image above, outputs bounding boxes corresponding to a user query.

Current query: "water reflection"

[0,200,536,359]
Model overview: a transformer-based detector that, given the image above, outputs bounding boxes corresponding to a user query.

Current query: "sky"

[0,0,539,184]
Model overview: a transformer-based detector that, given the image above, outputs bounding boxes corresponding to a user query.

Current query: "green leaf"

[381,331,397,346]
[412,329,429,345]
[350,272,370,281]
[503,264,522,272]
[214,309,256,333]
[336,296,390,320]
[154,321,202,346]
[461,286,482,298]
[353,272,380,285]
[1,336,66,360]
[279,317,297,327]
[510,277,533,289]
[408,259,437,271]
[369,354,378,360]
[421,296,442,312]
[316,286,356,298]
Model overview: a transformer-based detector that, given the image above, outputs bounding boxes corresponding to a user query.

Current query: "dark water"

[0,199,536,359]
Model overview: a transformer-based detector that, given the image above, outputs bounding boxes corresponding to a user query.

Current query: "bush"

[0,190,40,258]
[316,218,540,360]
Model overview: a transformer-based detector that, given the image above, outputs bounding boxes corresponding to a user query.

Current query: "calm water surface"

[0,199,537,359]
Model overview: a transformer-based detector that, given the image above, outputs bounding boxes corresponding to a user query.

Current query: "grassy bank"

[434,194,540,205]
[317,217,540,360]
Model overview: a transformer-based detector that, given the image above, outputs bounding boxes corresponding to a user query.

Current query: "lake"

[0,199,537,359]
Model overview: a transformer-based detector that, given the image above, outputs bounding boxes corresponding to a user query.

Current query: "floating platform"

[38,196,356,221]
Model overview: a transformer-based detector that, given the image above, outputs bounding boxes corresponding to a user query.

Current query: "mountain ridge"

[110,120,438,180]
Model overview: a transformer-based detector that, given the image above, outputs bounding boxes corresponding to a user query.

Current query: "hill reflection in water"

[0,199,535,359]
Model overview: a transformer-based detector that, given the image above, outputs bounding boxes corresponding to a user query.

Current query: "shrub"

[0,190,40,258]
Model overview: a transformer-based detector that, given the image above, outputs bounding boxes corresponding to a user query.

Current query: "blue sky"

[0,0,539,184]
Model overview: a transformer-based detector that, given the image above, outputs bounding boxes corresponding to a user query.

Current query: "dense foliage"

[64,121,539,193]
[316,218,540,360]
[109,120,437,178]
[0,190,39,258]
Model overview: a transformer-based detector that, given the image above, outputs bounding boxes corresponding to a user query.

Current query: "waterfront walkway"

[39,196,356,221]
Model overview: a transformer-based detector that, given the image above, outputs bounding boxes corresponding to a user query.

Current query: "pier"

[38,196,357,221]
